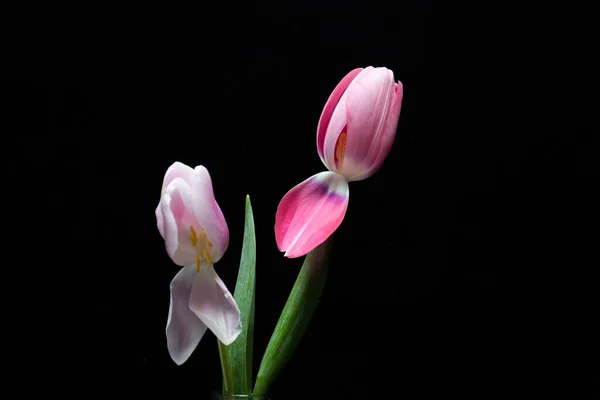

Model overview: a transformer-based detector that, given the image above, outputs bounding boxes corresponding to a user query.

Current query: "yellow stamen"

[203,249,212,264]
[197,230,207,248]
[189,226,198,246]
[334,130,347,167]
[190,225,213,271]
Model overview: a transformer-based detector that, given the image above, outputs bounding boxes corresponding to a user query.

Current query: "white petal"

[188,265,242,345]
[166,265,208,365]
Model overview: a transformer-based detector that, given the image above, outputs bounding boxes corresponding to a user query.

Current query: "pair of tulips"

[155,66,403,365]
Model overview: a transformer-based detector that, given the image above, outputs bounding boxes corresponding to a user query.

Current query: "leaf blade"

[228,195,257,394]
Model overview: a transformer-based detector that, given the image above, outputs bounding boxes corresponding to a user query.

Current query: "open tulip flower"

[275,66,403,258]
[156,162,242,365]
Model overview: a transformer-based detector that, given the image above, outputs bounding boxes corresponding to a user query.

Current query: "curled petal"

[161,161,196,194]
[353,80,403,181]
[342,67,395,178]
[157,162,196,239]
[189,265,242,345]
[166,265,208,365]
[317,68,363,167]
[189,166,229,262]
[322,87,350,174]
[160,178,197,266]
[275,171,349,258]
[320,67,401,181]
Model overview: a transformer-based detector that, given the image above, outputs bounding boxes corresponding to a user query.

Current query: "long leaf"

[228,195,256,394]
[253,237,332,396]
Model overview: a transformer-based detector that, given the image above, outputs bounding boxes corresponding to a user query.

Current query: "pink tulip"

[275,66,403,258]
[155,162,241,365]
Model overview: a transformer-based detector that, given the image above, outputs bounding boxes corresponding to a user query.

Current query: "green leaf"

[228,195,257,394]
[253,237,332,396]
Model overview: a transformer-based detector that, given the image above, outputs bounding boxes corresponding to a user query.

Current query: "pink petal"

[160,161,196,194]
[157,162,196,239]
[322,87,350,173]
[317,68,363,168]
[188,266,242,345]
[156,203,165,238]
[160,178,197,266]
[353,80,403,181]
[275,171,349,258]
[166,265,208,365]
[342,67,396,178]
[189,166,229,263]
[322,67,376,172]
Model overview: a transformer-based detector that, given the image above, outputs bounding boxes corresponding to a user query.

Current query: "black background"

[3,1,598,398]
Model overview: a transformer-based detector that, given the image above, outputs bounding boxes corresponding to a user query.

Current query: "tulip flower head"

[156,162,242,365]
[275,66,403,258]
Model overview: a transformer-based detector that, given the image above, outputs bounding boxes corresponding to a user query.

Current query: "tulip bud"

[317,66,403,181]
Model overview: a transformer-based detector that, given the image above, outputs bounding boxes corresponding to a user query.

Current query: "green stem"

[218,340,234,394]
[253,237,332,396]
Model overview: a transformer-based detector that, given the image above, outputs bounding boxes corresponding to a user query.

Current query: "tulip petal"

[275,171,349,258]
[343,67,395,178]
[156,203,165,238]
[189,265,242,345]
[161,161,196,193]
[157,162,196,238]
[160,178,197,266]
[354,80,403,181]
[322,89,349,173]
[166,265,208,365]
[189,166,229,263]
[317,68,363,168]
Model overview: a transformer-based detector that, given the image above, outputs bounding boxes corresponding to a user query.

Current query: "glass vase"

[211,393,270,400]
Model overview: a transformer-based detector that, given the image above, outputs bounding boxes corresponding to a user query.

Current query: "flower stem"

[253,237,333,396]
[218,340,234,394]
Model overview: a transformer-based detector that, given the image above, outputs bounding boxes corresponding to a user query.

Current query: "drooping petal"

[160,178,198,266]
[166,265,208,365]
[189,166,229,262]
[352,80,403,181]
[342,67,395,177]
[275,171,349,258]
[317,68,363,167]
[188,265,242,346]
